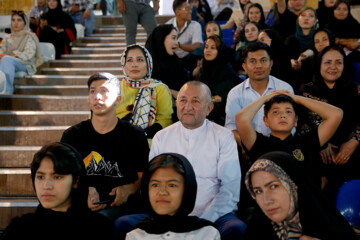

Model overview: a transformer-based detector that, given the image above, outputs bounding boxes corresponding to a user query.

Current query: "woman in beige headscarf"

[0,10,43,94]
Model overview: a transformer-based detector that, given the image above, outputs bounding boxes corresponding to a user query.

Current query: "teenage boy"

[235,90,343,186]
[61,72,149,222]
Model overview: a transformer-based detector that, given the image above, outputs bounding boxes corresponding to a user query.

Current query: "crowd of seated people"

[2,0,360,239]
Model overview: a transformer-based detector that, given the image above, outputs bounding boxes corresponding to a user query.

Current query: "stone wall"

[0,0,34,15]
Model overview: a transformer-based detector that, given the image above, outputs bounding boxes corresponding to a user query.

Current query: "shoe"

[0,70,6,94]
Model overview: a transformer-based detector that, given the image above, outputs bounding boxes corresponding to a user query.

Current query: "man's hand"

[337,38,360,51]
[88,187,107,211]
[118,0,126,14]
[83,9,90,19]
[153,0,160,13]
[109,184,137,207]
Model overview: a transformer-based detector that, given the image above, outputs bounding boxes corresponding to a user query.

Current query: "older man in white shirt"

[149,81,246,240]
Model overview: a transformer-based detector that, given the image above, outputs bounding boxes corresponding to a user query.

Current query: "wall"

[0,0,34,15]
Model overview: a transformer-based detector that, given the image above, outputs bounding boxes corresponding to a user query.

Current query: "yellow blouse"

[116,79,173,129]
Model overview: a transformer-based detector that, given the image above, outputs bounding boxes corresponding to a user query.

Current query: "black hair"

[264,94,298,117]
[31,142,88,209]
[87,72,121,95]
[173,0,187,12]
[11,10,26,24]
[242,41,272,60]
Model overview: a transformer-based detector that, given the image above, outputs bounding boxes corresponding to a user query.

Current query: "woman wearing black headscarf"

[145,24,189,99]
[126,153,220,239]
[243,151,358,240]
[36,0,76,59]
[193,34,240,125]
[326,0,360,62]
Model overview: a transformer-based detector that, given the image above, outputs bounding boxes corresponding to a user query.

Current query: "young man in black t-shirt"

[235,90,343,186]
[61,72,149,221]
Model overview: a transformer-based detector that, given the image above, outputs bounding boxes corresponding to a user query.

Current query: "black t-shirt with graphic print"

[61,119,149,201]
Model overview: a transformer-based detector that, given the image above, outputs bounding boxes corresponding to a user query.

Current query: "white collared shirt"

[166,17,203,59]
[149,120,240,222]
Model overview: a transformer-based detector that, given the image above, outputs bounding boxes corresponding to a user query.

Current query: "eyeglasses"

[12,10,25,15]
[180,7,191,11]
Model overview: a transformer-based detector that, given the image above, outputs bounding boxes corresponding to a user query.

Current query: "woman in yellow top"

[118,44,173,139]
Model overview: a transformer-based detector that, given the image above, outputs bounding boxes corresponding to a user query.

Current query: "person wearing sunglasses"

[0,10,43,94]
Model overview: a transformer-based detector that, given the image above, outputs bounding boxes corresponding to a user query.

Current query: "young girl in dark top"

[300,45,360,204]
[126,153,220,239]
[1,142,113,239]
[243,151,358,240]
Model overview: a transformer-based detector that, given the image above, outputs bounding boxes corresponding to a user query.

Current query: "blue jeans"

[70,10,95,36]
[0,55,27,93]
[114,212,246,240]
[122,0,157,45]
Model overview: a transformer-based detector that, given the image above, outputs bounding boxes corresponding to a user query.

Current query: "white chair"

[39,42,56,62]
[75,23,85,39]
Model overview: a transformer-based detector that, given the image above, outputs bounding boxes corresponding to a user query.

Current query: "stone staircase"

[0,15,173,230]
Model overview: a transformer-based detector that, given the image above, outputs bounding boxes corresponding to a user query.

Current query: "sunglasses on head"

[12,10,25,15]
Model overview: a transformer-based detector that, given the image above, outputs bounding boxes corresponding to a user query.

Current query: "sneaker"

[0,70,6,94]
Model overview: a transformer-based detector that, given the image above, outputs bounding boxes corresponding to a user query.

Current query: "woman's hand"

[333,139,359,164]
[336,38,360,51]
[299,235,320,240]
[320,143,337,164]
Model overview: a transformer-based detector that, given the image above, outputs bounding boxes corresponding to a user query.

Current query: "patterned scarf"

[245,159,302,239]
[121,45,163,129]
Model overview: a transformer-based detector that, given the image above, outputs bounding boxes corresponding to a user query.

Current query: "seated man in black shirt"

[61,72,149,222]
[235,90,342,187]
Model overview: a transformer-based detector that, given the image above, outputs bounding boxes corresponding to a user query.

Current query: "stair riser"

[71,48,124,54]
[0,129,66,145]
[0,174,35,196]
[49,61,122,68]
[14,88,88,96]
[0,150,38,167]
[40,70,123,75]
[61,55,122,60]
[0,98,88,111]
[15,77,89,85]
[0,114,88,126]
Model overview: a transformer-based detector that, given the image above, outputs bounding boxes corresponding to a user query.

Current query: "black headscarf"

[243,151,358,240]
[145,24,188,91]
[44,0,76,37]
[326,0,360,39]
[135,153,213,234]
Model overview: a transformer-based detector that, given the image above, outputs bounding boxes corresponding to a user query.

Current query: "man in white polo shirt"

[166,0,203,61]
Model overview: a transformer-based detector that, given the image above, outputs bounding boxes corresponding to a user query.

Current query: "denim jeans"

[113,212,246,240]
[0,55,27,93]
[70,10,95,36]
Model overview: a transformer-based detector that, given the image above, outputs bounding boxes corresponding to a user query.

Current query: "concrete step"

[40,67,123,76]
[0,169,35,196]
[14,75,124,85]
[73,42,126,48]
[100,15,173,25]
[0,126,69,146]
[0,146,40,167]
[61,53,122,60]
[89,32,147,37]
[14,85,88,95]
[0,197,38,229]
[49,59,122,68]
[0,110,89,126]
[80,36,147,43]
[71,46,125,54]
[93,27,146,34]
[0,95,88,111]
